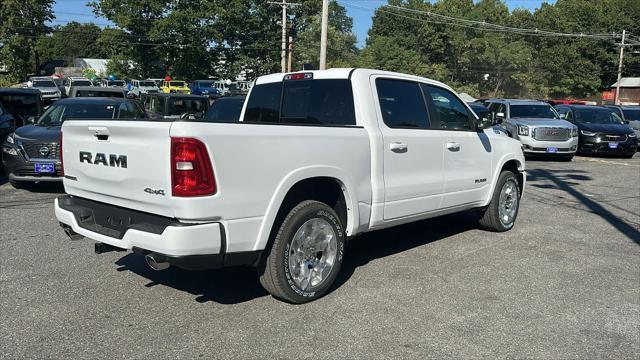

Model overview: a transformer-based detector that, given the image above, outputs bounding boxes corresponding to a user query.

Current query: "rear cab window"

[243,77,356,126]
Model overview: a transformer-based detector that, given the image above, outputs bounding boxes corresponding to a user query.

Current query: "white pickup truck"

[55,68,526,303]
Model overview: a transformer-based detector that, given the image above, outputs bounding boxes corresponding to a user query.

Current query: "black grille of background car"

[603,134,627,142]
[533,127,570,141]
[21,142,60,159]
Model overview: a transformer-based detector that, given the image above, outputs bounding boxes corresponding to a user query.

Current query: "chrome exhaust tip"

[145,253,170,271]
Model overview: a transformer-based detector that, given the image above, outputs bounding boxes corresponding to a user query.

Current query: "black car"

[555,105,637,157]
[0,102,15,147]
[141,93,208,119]
[2,97,147,189]
[0,88,44,127]
[606,105,640,145]
[204,96,245,122]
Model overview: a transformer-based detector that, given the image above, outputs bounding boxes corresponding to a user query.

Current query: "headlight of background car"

[5,132,15,144]
[518,125,529,136]
[571,127,578,137]
[629,132,637,138]
[580,130,597,136]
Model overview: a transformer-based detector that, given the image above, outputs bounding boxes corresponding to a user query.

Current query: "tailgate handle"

[88,126,110,141]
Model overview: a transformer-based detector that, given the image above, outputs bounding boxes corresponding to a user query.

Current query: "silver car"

[485,99,579,160]
[28,77,61,102]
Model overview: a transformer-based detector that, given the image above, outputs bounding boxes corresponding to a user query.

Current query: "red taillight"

[60,131,64,177]
[171,137,216,197]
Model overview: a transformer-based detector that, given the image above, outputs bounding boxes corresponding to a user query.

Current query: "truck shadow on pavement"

[113,211,480,305]
[527,168,640,246]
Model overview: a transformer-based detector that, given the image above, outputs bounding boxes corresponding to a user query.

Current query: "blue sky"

[52,0,557,47]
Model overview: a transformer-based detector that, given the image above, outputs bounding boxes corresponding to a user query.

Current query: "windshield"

[197,81,215,87]
[169,81,186,87]
[510,104,558,119]
[575,109,625,125]
[32,80,56,88]
[107,80,125,86]
[37,103,116,126]
[72,80,93,87]
[139,81,156,87]
[167,98,206,116]
[205,98,244,122]
[622,109,640,121]
[0,94,40,116]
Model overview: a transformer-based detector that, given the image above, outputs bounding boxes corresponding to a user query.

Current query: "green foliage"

[0,0,54,82]
[361,0,640,98]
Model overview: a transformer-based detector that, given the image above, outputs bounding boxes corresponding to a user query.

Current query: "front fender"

[483,152,526,206]
[253,166,360,252]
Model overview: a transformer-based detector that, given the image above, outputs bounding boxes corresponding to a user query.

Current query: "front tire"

[478,171,521,232]
[259,200,345,304]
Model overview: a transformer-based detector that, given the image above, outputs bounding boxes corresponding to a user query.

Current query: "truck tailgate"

[61,120,175,218]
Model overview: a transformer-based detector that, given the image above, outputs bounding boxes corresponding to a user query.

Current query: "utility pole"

[319,0,329,70]
[288,35,294,72]
[269,0,300,73]
[615,30,626,105]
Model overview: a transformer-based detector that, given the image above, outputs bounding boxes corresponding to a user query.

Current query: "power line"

[341,1,620,41]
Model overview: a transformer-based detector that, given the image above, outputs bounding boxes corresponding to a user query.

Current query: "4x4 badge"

[144,188,165,196]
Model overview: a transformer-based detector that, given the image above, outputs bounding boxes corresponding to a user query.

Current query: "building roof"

[610,77,640,88]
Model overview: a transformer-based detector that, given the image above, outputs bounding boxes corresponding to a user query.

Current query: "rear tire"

[478,171,520,232]
[258,200,345,304]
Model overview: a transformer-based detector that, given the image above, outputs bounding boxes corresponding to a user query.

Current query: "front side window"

[424,85,471,130]
[375,79,429,129]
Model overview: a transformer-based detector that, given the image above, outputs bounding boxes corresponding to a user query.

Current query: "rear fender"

[253,166,359,252]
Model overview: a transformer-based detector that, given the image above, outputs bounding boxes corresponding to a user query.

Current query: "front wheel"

[478,171,521,232]
[259,200,345,303]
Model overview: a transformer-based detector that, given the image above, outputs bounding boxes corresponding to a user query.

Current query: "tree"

[0,0,54,82]
[294,1,359,69]
[36,22,105,65]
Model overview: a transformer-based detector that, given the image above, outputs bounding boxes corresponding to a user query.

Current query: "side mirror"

[476,110,494,130]
[25,116,37,125]
[558,113,566,119]
[494,112,504,124]
[126,92,135,99]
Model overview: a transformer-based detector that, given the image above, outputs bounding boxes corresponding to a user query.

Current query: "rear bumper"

[55,195,261,269]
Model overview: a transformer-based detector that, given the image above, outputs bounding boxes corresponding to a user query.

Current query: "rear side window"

[243,79,356,126]
[243,82,281,123]
[375,79,429,129]
[423,85,471,130]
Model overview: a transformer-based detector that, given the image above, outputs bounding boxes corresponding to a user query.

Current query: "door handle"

[446,142,461,152]
[389,142,408,153]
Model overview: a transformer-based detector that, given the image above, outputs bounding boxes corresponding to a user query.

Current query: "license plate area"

[546,147,558,153]
[608,142,619,149]
[35,163,55,173]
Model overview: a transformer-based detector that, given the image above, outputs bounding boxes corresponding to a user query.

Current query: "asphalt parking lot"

[1,154,639,359]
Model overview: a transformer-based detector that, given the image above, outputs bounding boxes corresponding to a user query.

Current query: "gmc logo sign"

[79,151,128,168]
[546,130,560,136]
